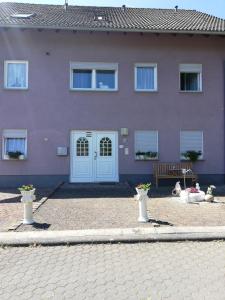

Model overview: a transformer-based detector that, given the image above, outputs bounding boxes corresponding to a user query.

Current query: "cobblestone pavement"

[18,184,225,231]
[0,241,225,300]
[0,189,51,232]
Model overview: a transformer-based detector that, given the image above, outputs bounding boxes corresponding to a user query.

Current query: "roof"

[0,2,225,35]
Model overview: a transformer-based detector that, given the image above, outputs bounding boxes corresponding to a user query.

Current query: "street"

[0,241,225,300]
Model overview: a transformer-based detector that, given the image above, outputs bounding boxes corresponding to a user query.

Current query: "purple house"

[0,2,225,187]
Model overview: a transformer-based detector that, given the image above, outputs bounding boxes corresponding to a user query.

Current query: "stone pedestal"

[21,191,36,225]
[136,194,149,223]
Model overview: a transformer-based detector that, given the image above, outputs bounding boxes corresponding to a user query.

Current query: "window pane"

[96,70,115,89]
[100,137,112,156]
[7,63,27,88]
[180,73,199,91]
[73,69,92,89]
[6,138,25,154]
[76,137,89,156]
[136,67,154,90]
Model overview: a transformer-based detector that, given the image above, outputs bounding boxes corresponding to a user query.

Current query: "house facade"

[0,2,225,187]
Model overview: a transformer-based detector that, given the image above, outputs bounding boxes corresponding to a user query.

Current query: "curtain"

[96,70,115,89]
[137,67,154,90]
[73,70,92,88]
[6,138,25,154]
[181,73,198,91]
[7,63,26,88]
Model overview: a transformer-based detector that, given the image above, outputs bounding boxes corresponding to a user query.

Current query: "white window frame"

[134,63,158,92]
[135,130,159,160]
[179,64,202,92]
[180,130,204,160]
[4,60,29,90]
[2,129,28,160]
[70,62,118,91]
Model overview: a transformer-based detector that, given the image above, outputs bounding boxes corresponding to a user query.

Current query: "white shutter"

[135,131,158,153]
[180,131,203,159]
[3,129,27,138]
[179,64,202,73]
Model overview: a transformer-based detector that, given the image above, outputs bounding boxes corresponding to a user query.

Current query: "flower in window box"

[145,151,158,159]
[182,150,202,163]
[135,151,145,160]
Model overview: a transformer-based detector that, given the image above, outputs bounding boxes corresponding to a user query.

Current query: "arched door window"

[100,137,112,156]
[76,137,89,156]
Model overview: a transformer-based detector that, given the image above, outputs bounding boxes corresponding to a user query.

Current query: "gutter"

[0,23,225,36]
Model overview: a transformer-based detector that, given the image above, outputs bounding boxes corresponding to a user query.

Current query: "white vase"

[20,189,35,198]
[136,188,148,197]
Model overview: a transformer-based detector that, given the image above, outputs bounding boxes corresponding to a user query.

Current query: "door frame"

[70,130,119,183]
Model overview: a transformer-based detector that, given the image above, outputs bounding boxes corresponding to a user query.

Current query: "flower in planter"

[136,183,151,191]
[182,150,202,163]
[18,184,35,192]
[186,187,199,193]
[7,151,23,159]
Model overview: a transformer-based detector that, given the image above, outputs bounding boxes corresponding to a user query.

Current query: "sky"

[1,0,225,19]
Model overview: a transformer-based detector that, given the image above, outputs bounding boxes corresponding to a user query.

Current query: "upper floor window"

[135,64,157,92]
[4,61,28,89]
[70,62,118,91]
[2,129,27,160]
[179,64,202,92]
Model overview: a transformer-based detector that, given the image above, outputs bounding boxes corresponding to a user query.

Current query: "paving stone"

[0,241,224,299]
[15,184,225,231]
[0,188,52,232]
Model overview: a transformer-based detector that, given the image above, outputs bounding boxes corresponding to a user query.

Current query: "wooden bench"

[153,162,198,188]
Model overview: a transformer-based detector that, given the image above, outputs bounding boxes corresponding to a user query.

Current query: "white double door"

[70,131,118,182]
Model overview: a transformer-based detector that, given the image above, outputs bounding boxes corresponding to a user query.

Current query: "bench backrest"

[153,162,193,175]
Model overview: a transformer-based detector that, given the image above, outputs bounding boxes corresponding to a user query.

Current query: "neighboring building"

[0,2,225,186]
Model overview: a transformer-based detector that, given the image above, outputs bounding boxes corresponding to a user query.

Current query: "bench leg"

[155,177,158,188]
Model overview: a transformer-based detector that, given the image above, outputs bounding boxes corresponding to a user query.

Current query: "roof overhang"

[0,23,225,36]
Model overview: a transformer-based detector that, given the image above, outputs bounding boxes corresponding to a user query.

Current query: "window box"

[70,62,118,91]
[135,131,159,161]
[3,154,25,160]
[135,63,157,92]
[4,61,29,90]
[179,64,202,92]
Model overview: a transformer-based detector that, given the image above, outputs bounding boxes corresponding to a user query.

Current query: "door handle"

[94,151,97,160]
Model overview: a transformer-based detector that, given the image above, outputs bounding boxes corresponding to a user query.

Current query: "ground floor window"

[2,129,27,160]
[180,131,203,160]
[135,131,158,160]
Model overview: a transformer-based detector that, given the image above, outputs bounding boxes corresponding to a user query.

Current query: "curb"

[1,226,225,246]
[7,181,64,232]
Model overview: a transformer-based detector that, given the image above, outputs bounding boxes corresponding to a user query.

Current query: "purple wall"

[0,29,225,179]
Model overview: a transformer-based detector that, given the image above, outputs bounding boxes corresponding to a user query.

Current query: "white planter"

[20,189,35,199]
[180,190,205,203]
[136,188,148,197]
[19,155,25,160]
